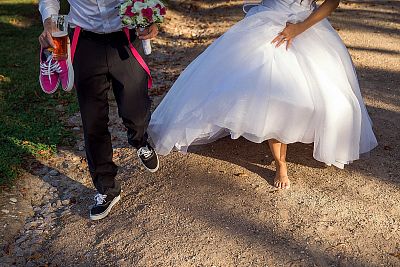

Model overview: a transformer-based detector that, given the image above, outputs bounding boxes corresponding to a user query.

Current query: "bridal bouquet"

[119,0,167,55]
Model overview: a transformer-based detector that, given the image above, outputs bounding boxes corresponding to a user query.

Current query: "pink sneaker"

[57,58,74,92]
[39,48,60,94]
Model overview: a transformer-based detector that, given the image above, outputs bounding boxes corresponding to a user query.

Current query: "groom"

[38,0,160,220]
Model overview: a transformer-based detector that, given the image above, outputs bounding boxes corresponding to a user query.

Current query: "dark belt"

[69,28,137,43]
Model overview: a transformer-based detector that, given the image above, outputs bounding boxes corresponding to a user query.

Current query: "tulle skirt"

[148,0,377,168]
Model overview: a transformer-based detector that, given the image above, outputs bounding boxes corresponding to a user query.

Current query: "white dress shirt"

[39,0,124,33]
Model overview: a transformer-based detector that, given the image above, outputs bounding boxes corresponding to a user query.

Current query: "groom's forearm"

[38,0,60,23]
[300,0,340,30]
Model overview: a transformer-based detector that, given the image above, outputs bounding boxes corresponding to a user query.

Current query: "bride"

[148,0,378,189]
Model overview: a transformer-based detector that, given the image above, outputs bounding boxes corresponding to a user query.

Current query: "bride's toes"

[274,176,290,190]
[283,180,291,189]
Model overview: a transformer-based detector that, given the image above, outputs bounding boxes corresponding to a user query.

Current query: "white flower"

[134,1,149,11]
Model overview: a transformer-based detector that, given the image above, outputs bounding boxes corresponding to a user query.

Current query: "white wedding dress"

[148,0,378,168]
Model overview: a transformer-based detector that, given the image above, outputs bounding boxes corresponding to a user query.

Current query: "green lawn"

[0,0,77,185]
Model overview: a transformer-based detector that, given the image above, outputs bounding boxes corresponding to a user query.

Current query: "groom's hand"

[38,18,55,48]
[137,24,159,40]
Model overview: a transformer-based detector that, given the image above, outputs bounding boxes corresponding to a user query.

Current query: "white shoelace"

[40,55,61,84]
[94,193,107,205]
[138,146,152,159]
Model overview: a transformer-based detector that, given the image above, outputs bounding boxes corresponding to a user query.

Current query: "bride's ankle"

[275,160,287,168]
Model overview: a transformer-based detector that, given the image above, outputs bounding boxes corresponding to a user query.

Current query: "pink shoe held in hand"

[57,57,74,92]
[39,48,60,94]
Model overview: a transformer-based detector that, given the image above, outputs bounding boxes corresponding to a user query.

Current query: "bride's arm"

[272,0,341,49]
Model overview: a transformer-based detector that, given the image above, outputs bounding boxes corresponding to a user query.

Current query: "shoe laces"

[40,55,61,84]
[94,193,107,205]
[138,145,153,159]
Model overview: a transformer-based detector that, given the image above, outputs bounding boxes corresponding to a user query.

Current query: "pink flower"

[156,4,167,16]
[142,7,154,21]
[125,6,135,17]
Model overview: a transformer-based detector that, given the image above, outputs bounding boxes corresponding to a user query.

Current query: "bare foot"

[274,162,291,189]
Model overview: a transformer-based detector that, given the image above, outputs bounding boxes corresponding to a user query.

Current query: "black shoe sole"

[90,195,121,221]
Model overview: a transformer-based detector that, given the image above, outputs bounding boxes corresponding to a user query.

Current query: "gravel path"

[1,1,399,266]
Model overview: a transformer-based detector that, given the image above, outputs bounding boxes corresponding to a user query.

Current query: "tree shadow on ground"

[25,154,96,220]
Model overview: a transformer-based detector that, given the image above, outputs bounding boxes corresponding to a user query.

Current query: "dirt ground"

[1,0,400,266]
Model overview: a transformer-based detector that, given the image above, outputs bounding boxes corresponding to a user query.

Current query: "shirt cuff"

[40,7,59,23]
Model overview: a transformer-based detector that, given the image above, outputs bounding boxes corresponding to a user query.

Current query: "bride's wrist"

[297,21,310,33]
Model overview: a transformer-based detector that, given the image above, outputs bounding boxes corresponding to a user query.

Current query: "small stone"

[62,161,69,168]
[49,187,57,193]
[33,207,41,212]
[33,229,44,235]
[56,200,62,208]
[61,199,70,206]
[61,210,71,217]
[41,203,54,214]
[15,236,27,245]
[51,180,60,187]
[73,126,80,131]
[78,145,84,151]
[43,217,54,225]
[1,209,9,214]
[49,170,59,176]
[10,198,17,203]
[25,221,39,230]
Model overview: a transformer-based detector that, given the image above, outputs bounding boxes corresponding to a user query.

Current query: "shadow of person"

[189,136,327,187]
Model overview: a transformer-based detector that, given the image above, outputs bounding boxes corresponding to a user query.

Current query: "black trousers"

[71,29,151,196]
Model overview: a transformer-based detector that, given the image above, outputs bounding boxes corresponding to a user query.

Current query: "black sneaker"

[137,143,159,173]
[90,192,121,221]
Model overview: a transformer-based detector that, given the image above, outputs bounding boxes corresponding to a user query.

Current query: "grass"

[0,0,77,185]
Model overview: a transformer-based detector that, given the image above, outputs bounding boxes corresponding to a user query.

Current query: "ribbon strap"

[70,26,81,64]
[123,27,153,89]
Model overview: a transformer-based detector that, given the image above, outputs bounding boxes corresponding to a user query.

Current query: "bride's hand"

[271,22,307,50]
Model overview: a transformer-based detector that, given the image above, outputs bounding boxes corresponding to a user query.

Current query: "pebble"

[49,170,59,176]
[15,236,27,245]
[61,210,71,217]
[73,126,81,131]
[10,198,17,203]
[61,199,70,206]
[49,187,57,193]
[1,209,10,214]
[25,221,39,230]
